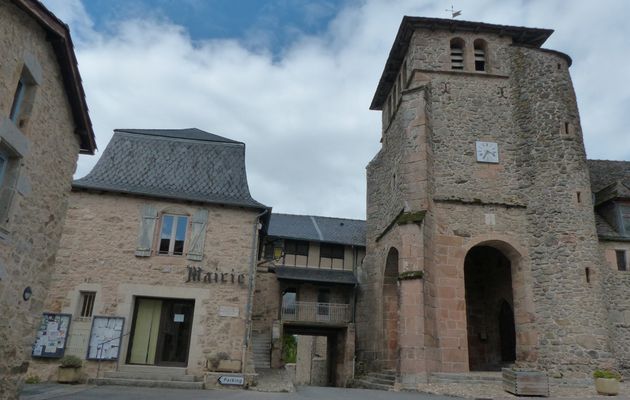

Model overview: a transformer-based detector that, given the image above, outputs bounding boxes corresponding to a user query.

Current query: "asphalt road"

[20,384,459,400]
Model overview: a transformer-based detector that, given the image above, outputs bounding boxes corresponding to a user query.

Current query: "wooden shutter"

[135,205,158,257]
[187,208,209,261]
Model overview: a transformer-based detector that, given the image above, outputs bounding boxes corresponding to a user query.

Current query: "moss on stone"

[398,270,424,280]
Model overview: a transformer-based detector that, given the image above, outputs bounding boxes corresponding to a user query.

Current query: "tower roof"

[370,16,554,110]
[73,128,266,209]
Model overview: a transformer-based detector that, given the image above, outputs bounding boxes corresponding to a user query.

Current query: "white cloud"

[41,0,630,219]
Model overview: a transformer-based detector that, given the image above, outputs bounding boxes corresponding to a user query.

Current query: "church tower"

[357,17,612,386]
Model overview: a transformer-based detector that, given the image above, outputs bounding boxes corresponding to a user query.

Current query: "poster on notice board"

[86,316,124,360]
[31,313,72,358]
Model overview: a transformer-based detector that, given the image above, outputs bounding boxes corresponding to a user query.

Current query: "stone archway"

[382,247,399,370]
[464,245,516,371]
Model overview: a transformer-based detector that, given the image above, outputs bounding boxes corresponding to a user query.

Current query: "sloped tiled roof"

[267,213,366,247]
[73,128,265,209]
[588,159,630,193]
[275,266,358,285]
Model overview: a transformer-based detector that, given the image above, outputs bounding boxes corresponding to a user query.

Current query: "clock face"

[476,141,499,163]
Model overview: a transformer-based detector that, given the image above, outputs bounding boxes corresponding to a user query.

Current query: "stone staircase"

[252,331,271,369]
[429,371,503,384]
[94,365,203,389]
[354,369,396,391]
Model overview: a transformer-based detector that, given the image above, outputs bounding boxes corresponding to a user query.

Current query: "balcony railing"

[281,301,351,324]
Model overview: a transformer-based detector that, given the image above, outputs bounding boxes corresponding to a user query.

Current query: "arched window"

[450,38,465,70]
[474,39,487,72]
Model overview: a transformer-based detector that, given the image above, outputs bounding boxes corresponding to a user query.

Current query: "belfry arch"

[382,247,399,370]
[463,244,518,371]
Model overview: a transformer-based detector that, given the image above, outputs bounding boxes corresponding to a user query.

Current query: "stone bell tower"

[356,16,613,386]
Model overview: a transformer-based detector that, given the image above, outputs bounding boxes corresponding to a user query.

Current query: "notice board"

[86,316,124,360]
[31,313,72,358]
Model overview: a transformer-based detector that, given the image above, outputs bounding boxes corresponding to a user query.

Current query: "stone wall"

[27,191,260,381]
[600,241,630,374]
[360,25,617,382]
[0,2,82,398]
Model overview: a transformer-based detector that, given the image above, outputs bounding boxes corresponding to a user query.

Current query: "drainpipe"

[242,208,268,374]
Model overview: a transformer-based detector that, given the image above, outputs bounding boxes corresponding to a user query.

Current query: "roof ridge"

[272,212,365,222]
[114,128,241,144]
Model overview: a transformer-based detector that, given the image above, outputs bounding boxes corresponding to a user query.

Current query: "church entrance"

[464,246,516,371]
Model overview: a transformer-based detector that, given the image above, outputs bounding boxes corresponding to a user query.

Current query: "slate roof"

[588,159,630,193]
[275,266,358,285]
[267,213,366,247]
[73,128,265,209]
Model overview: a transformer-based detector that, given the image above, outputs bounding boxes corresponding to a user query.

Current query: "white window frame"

[157,214,189,256]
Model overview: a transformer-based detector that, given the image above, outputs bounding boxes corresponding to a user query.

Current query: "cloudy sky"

[42,0,630,220]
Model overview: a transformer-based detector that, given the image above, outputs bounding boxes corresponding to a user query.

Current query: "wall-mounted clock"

[475,141,499,163]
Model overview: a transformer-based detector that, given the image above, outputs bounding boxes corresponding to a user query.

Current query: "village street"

[20,384,456,400]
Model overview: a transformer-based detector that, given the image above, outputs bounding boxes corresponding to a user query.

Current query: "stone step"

[353,379,393,391]
[365,376,395,385]
[430,372,502,384]
[95,377,204,390]
[367,372,396,380]
[118,365,187,376]
[103,371,197,382]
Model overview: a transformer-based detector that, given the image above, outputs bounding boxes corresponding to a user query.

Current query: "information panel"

[31,313,72,358]
[86,316,124,360]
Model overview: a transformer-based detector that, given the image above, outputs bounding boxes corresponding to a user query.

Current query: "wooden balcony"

[281,301,351,324]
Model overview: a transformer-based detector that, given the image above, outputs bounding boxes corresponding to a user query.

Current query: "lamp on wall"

[23,286,32,301]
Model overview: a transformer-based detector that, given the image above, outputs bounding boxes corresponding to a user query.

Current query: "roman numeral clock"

[476,141,499,163]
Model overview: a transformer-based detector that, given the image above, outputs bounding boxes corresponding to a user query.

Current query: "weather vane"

[446,4,462,19]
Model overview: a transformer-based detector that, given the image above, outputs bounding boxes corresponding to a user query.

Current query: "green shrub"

[593,369,621,381]
[59,355,82,368]
[24,375,40,384]
[282,334,297,363]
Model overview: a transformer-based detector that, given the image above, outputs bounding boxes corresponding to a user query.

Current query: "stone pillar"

[398,278,427,386]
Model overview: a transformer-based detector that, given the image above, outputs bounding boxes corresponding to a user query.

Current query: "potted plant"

[593,369,621,396]
[57,355,82,384]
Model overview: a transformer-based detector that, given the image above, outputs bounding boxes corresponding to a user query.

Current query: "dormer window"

[474,39,488,72]
[450,38,465,70]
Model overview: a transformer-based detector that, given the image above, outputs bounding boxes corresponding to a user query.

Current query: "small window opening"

[450,38,465,70]
[576,192,581,203]
[474,39,487,72]
[564,122,570,134]
[79,291,96,317]
[585,267,590,283]
[616,250,627,271]
[9,80,26,123]
[557,63,562,70]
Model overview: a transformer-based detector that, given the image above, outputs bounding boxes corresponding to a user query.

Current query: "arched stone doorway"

[464,246,516,371]
[382,247,399,370]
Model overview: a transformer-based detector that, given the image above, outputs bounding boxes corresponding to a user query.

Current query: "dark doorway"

[127,297,195,367]
[464,246,515,371]
[499,300,516,362]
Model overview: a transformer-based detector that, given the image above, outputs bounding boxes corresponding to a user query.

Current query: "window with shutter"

[186,209,208,261]
[135,205,158,257]
[158,214,189,256]
[283,240,309,266]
